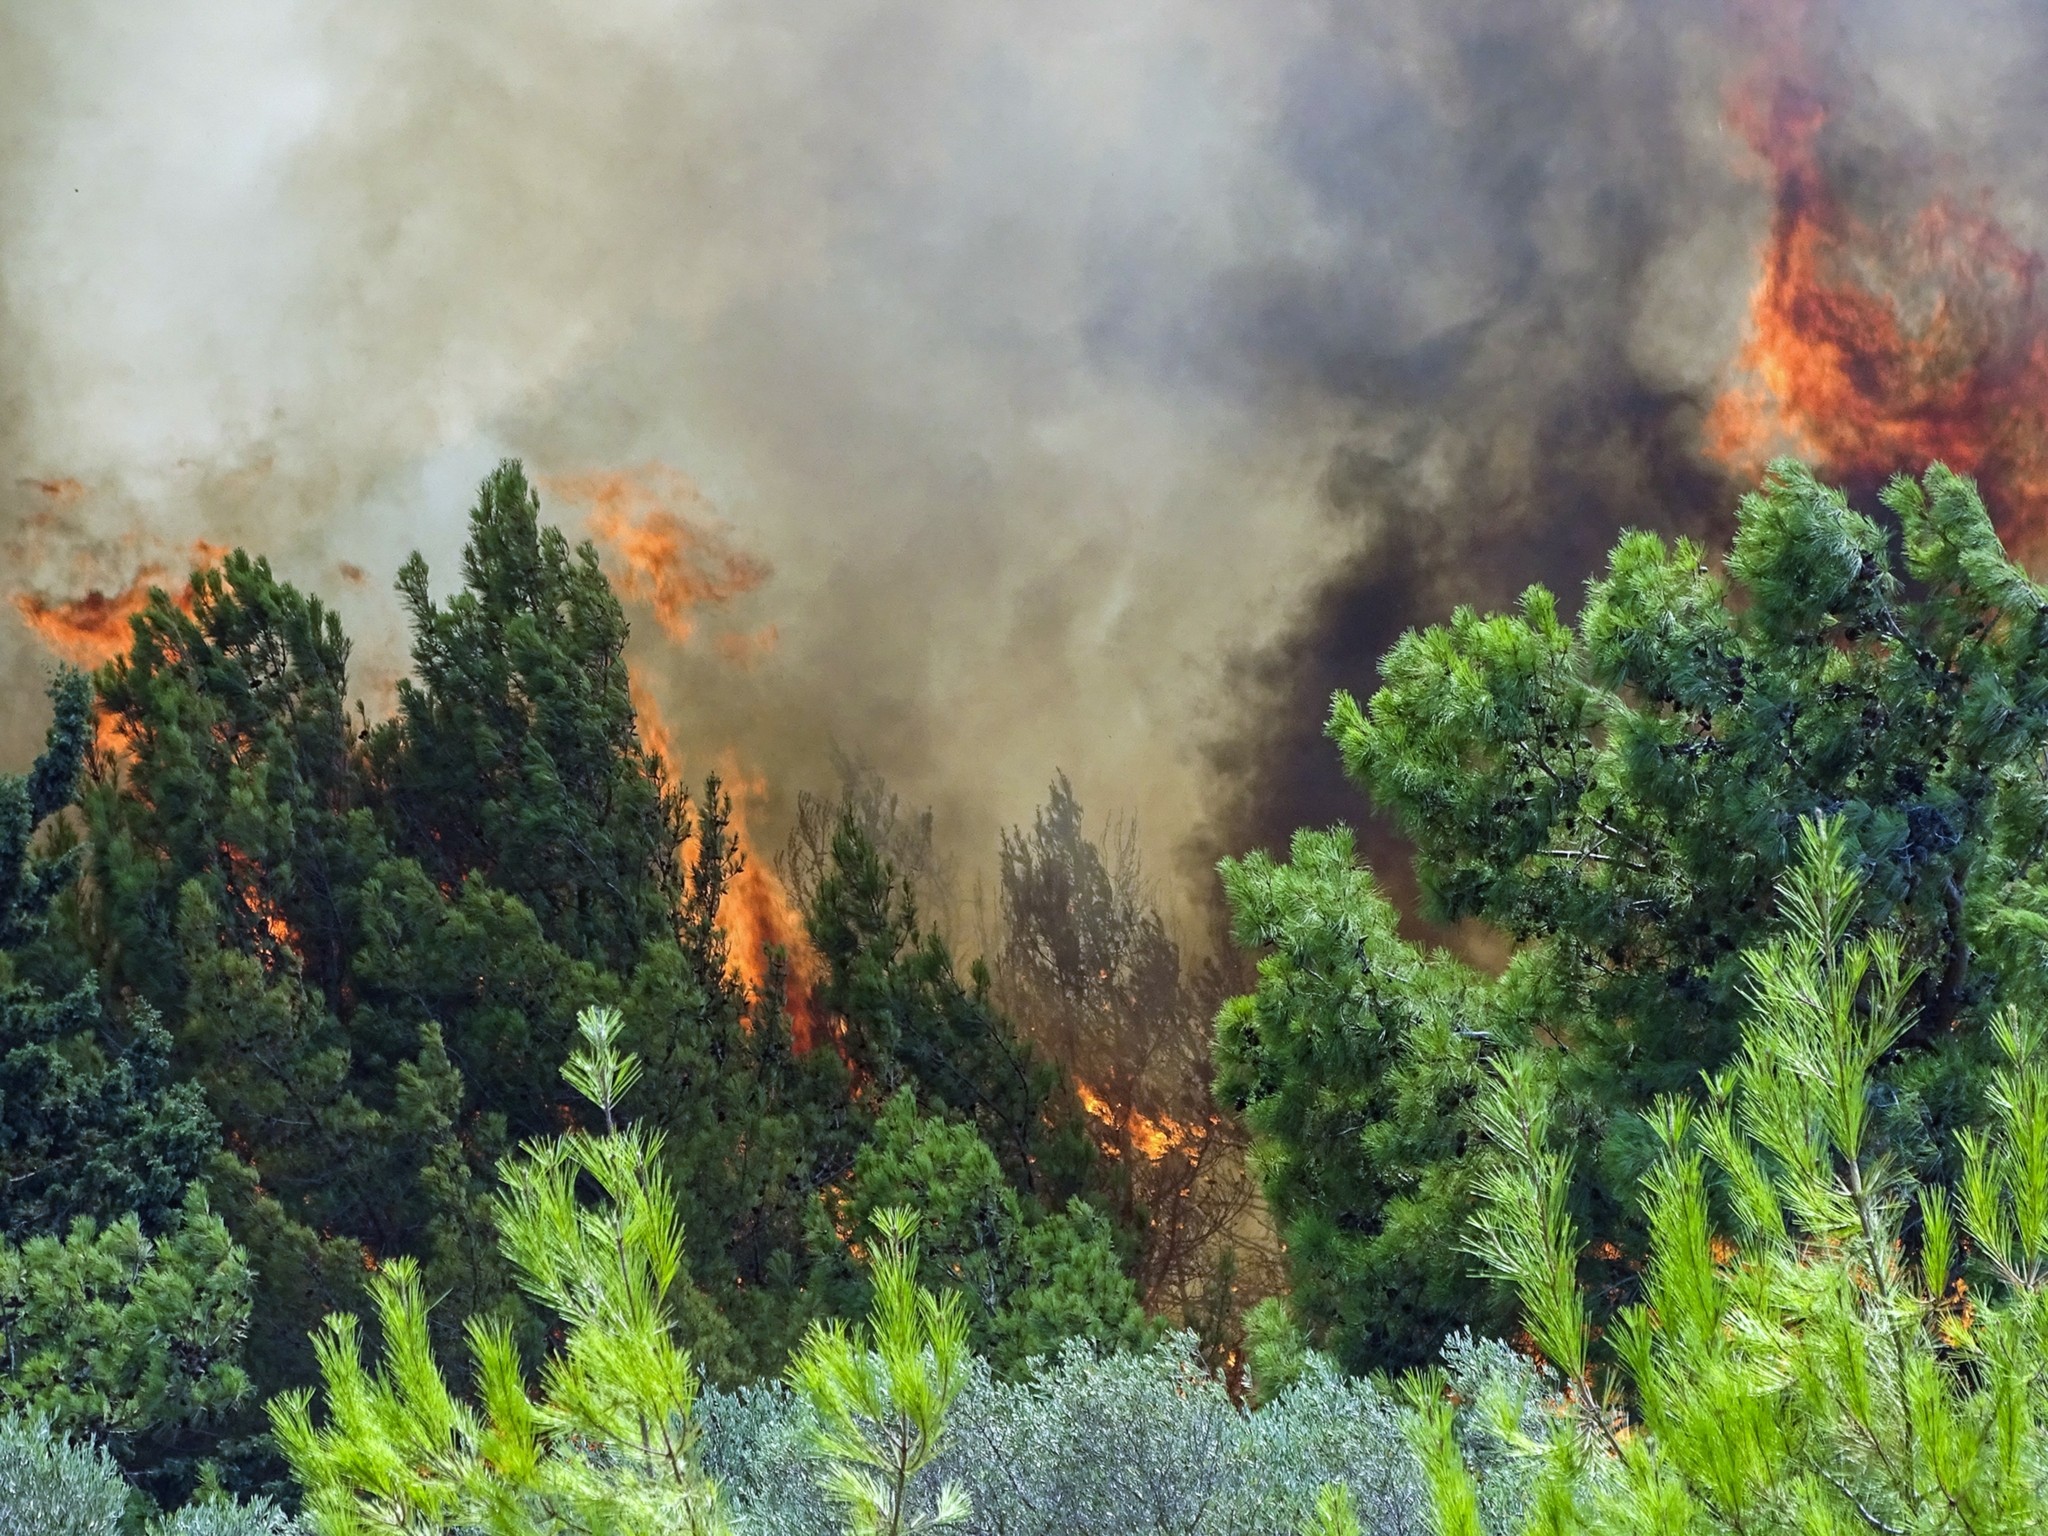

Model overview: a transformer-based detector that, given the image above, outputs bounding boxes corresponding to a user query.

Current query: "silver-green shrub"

[0,1415,296,1536]
[0,1416,130,1536]
[702,1331,1547,1536]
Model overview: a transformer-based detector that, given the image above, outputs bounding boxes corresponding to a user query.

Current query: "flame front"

[14,580,163,668]
[11,540,230,670]
[714,750,827,1053]
[1706,42,2048,556]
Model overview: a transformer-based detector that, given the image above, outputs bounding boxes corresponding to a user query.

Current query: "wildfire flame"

[1706,44,2048,556]
[1075,1080,1199,1163]
[221,841,305,965]
[551,464,774,648]
[10,540,230,670]
[628,666,823,1050]
[715,750,827,1053]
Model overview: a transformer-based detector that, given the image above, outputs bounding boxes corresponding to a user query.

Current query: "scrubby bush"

[0,1416,130,1536]
[702,1329,1547,1536]
[0,1414,295,1536]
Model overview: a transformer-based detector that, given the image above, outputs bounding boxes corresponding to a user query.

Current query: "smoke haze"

[7,0,2048,925]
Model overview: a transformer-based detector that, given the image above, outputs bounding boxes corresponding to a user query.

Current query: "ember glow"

[1705,59,2048,557]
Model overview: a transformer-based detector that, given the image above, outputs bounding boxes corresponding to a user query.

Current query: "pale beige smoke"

[5,0,2044,920]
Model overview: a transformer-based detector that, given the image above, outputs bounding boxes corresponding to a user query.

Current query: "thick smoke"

[5,0,2048,929]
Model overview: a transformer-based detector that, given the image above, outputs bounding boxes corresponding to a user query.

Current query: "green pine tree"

[789,1205,971,1536]
[0,1186,253,1493]
[1409,817,2048,1532]
[813,1090,1150,1375]
[272,1006,731,1536]
[1,670,217,1243]
[371,460,684,973]
[1222,461,2048,1371]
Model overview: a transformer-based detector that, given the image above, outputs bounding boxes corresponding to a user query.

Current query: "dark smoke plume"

[7,0,2048,931]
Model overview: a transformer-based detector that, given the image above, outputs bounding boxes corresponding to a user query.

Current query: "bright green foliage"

[1216,827,1513,1369]
[817,1091,1150,1375]
[0,1187,252,1469]
[272,1006,730,1536]
[1,673,216,1243]
[1299,1483,1362,1536]
[809,813,1104,1213]
[373,461,682,973]
[1413,818,2048,1534]
[1223,461,2048,1370]
[788,1206,971,1536]
[1243,1294,1311,1407]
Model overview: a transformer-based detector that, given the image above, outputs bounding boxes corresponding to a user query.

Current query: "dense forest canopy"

[15,458,2048,1534]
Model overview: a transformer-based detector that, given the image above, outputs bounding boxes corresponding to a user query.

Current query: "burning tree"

[997,775,1280,1359]
[34,459,1154,1491]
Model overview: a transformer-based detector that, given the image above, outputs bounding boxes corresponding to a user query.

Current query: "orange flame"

[219,842,304,966]
[14,580,163,668]
[714,750,826,1053]
[551,465,773,645]
[1075,1080,1198,1162]
[1705,41,2048,556]
[11,540,229,669]
[626,665,822,1050]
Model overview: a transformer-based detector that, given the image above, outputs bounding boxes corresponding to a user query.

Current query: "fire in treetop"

[632,666,825,1053]
[1705,57,2048,560]
[563,465,821,1049]
[551,464,773,644]
[10,536,230,669]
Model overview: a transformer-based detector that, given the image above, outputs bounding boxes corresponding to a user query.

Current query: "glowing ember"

[551,465,772,644]
[1706,58,2048,557]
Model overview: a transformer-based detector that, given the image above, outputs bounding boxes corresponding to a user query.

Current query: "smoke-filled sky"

[6,0,2048,926]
